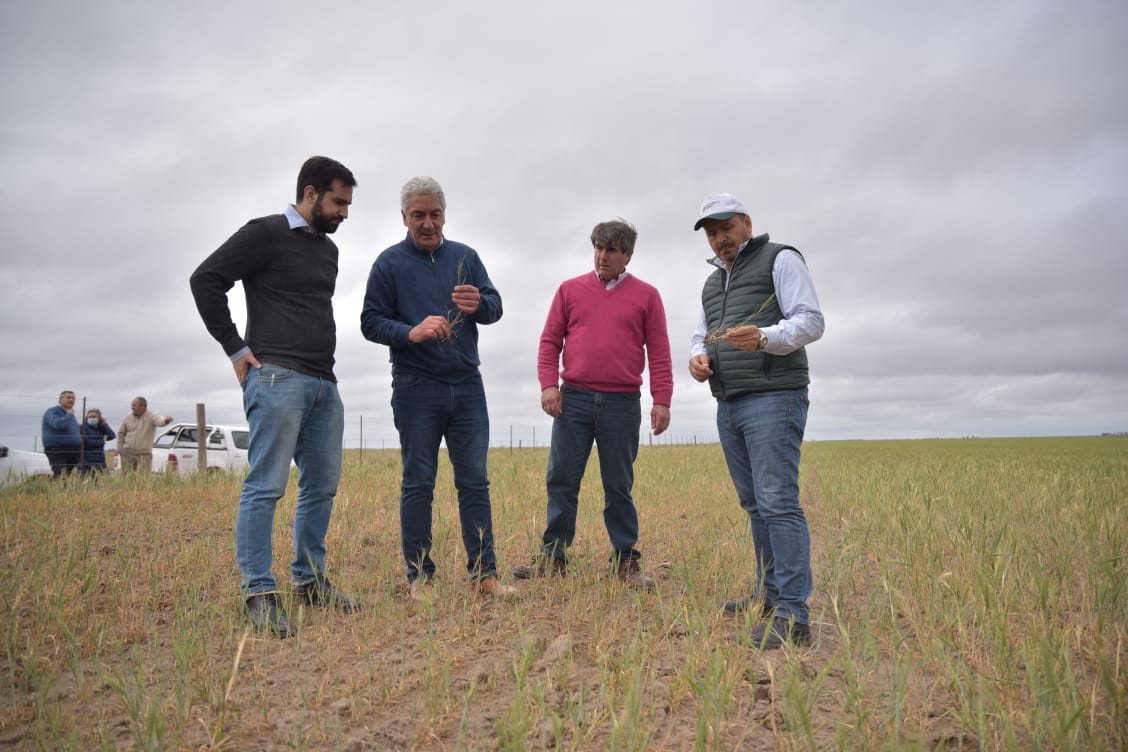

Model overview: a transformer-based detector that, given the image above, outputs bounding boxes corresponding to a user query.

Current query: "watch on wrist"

[758,332,769,350]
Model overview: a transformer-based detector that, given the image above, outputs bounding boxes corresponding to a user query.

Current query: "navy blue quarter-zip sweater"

[361,234,502,382]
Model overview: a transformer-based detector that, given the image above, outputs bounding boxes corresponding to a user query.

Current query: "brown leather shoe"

[512,555,567,579]
[616,559,656,592]
[477,575,519,599]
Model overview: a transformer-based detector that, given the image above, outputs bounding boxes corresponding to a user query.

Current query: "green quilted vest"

[701,234,810,400]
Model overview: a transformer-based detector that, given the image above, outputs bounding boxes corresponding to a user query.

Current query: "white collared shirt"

[595,269,630,290]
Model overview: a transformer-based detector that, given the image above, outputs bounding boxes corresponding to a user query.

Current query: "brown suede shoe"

[616,559,656,592]
[477,575,519,599]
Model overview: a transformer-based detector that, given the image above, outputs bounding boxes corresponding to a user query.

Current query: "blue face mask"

[87,418,99,427]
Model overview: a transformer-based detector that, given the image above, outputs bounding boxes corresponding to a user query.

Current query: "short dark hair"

[296,156,357,203]
[590,219,637,254]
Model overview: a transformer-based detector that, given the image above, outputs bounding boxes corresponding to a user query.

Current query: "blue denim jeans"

[391,373,497,582]
[237,363,344,594]
[543,385,643,563]
[716,387,811,624]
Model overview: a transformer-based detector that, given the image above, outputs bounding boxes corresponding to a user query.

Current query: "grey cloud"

[2,0,1126,450]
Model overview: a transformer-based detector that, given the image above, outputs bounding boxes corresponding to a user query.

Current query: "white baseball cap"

[694,193,749,231]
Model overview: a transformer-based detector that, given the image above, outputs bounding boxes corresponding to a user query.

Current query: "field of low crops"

[1,436,1125,750]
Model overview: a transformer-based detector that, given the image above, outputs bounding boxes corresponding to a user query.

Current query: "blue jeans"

[543,385,642,563]
[237,363,343,595]
[391,373,497,582]
[716,387,811,624]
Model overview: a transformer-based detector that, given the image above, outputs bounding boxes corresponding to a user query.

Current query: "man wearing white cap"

[688,193,825,649]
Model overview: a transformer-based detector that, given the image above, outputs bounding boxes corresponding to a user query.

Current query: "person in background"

[116,397,173,472]
[360,176,516,602]
[190,155,360,638]
[41,390,81,477]
[79,408,116,474]
[513,219,673,591]
[688,193,825,650]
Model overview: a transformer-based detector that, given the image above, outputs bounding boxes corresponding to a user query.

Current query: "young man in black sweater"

[190,156,359,637]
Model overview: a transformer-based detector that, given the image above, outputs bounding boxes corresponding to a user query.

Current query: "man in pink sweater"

[513,219,674,590]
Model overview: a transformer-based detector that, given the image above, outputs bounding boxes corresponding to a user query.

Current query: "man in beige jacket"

[116,396,173,472]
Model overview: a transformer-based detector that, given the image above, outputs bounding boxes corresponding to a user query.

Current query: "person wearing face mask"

[79,408,116,474]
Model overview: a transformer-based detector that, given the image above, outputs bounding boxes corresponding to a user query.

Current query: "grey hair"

[133,396,148,408]
[590,219,638,254]
[400,176,446,212]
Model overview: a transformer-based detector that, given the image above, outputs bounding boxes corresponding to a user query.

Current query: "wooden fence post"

[196,403,207,470]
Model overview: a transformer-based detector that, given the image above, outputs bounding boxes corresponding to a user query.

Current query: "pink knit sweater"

[538,273,673,406]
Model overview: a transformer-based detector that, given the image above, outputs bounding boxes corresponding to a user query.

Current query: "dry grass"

[1,437,1125,750]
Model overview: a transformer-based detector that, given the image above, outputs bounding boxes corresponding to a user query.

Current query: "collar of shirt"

[710,238,752,273]
[595,269,630,290]
[405,232,445,254]
[284,204,319,234]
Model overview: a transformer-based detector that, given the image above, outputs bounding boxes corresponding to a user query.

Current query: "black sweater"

[190,214,340,381]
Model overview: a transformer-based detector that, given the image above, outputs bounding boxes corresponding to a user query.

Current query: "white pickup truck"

[0,442,53,486]
[151,423,251,474]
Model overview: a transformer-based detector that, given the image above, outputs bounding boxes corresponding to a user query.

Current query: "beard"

[310,199,340,234]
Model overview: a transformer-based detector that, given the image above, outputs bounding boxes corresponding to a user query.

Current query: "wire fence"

[2,402,719,453]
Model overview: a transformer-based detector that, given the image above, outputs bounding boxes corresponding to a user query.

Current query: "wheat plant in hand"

[704,293,777,344]
[442,256,469,342]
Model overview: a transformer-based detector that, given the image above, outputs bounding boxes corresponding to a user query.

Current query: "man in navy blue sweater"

[191,156,360,637]
[41,390,81,477]
[361,176,517,601]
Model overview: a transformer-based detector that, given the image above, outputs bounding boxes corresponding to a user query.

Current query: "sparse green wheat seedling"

[685,648,740,752]
[499,690,534,750]
[104,650,166,751]
[1,438,1125,749]
[201,625,249,750]
[604,639,654,752]
[422,636,455,724]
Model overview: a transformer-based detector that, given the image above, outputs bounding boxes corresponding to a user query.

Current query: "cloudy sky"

[2,1,1126,452]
